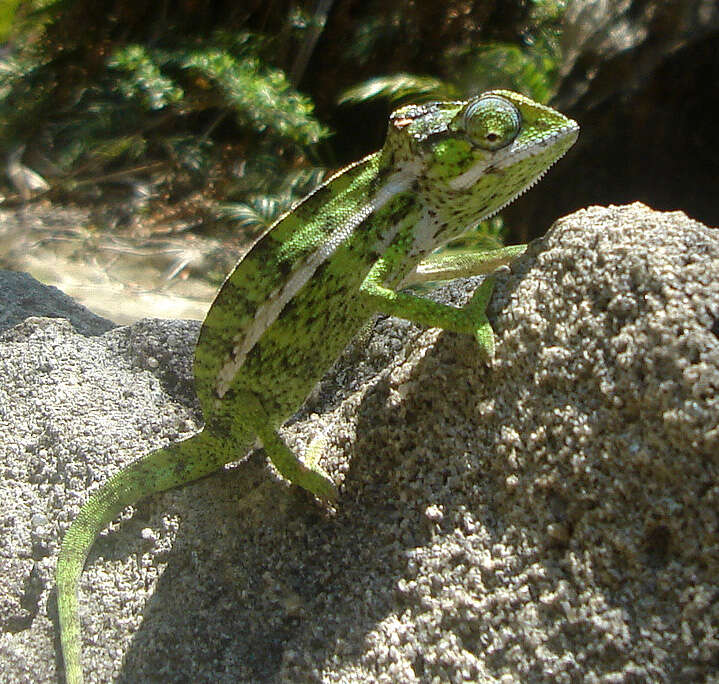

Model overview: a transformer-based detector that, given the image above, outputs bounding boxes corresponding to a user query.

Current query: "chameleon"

[56,90,578,683]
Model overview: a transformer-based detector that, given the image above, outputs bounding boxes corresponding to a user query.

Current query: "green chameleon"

[56,90,578,682]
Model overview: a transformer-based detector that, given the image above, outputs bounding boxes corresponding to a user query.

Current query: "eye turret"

[463,96,521,151]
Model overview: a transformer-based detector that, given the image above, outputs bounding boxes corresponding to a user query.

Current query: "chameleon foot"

[465,275,497,362]
[262,425,338,503]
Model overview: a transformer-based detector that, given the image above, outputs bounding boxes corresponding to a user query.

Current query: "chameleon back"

[193,152,396,431]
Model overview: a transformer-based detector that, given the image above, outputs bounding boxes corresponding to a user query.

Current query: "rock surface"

[0,270,116,336]
[1,203,717,682]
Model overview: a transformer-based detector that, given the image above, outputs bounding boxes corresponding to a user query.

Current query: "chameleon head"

[385,90,579,244]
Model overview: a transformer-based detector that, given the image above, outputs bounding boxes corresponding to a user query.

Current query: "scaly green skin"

[56,90,578,683]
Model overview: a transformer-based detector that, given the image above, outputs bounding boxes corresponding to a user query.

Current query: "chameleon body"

[56,90,578,682]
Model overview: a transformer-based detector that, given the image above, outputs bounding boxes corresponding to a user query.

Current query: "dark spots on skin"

[711,316,719,339]
[375,166,394,189]
[279,294,298,320]
[311,184,332,204]
[250,235,280,263]
[278,259,292,277]
[431,226,445,240]
[366,247,383,263]
[277,261,332,324]
[385,198,415,226]
[313,260,330,282]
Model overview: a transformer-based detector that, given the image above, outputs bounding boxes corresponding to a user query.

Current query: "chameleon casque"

[56,90,578,682]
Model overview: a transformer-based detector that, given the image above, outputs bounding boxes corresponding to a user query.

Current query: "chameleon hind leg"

[237,391,338,503]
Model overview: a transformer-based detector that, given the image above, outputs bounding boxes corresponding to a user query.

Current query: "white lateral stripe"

[448,158,491,191]
[215,168,417,397]
[395,209,436,287]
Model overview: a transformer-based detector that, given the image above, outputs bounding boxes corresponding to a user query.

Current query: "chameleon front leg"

[406,244,527,285]
[360,245,522,361]
[237,391,338,503]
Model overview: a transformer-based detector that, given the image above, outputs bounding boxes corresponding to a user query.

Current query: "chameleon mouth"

[450,120,578,195]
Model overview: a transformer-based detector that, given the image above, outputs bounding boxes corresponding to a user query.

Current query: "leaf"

[338,73,454,106]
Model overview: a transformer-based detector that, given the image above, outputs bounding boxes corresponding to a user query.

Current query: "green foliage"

[0,0,567,242]
[219,166,328,232]
[103,37,327,150]
[336,0,567,110]
[455,0,567,102]
[0,14,328,207]
[338,74,456,107]
[109,45,184,111]
[181,46,325,147]
[459,43,556,104]
[0,0,22,40]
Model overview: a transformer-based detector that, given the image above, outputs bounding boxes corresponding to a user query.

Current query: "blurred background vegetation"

[1,0,716,323]
[0,0,568,243]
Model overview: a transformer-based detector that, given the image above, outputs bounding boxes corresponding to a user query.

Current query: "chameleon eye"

[463,96,521,151]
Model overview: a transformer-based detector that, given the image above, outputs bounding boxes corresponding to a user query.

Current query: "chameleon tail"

[56,429,237,684]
